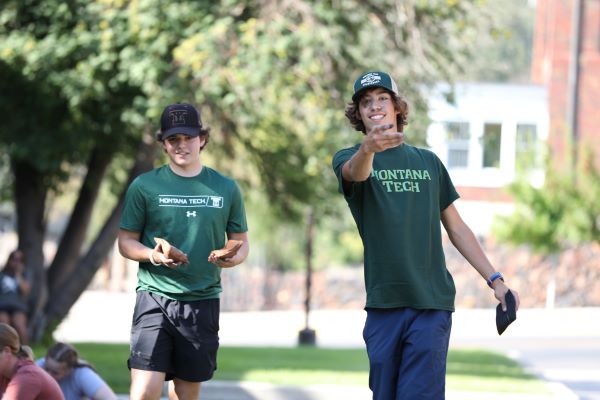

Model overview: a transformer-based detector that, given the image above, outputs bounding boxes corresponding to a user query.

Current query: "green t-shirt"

[332,143,459,311]
[120,165,248,301]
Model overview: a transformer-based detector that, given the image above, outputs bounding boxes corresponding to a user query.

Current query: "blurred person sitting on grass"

[0,250,32,344]
[37,342,117,400]
[0,322,64,399]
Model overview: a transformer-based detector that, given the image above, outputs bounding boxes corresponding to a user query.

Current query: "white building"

[426,82,549,235]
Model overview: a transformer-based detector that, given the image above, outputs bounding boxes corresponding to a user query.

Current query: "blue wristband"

[487,272,504,288]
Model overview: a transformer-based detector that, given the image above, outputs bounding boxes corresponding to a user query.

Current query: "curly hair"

[345,90,409,134]
[198,127,211,150]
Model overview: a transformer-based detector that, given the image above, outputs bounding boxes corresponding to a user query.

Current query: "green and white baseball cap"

[352,71,399,102]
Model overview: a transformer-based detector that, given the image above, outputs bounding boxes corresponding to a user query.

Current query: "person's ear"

[393,102,402,115]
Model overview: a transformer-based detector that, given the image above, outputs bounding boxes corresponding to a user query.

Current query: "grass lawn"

[31,344,550,395]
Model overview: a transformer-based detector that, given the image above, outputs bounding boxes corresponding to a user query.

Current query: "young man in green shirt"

[118,103,249,400]
[332,71,519,399]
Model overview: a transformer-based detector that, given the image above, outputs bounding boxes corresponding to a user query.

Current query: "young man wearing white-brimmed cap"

[333,71,520,399]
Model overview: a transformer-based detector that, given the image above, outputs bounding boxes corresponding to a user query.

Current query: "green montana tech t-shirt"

[332,143,459,311]
[120,165,248,301]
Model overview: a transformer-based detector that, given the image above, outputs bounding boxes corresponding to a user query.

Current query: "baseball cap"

[159,103,203,140]
[352,71,399,102]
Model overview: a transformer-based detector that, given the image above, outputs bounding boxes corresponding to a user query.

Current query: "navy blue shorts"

[363,308,452,400]
[128,291,220,382]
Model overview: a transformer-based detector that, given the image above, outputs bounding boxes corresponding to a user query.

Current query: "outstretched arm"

[341,124,404,182]
[441,204,520,311]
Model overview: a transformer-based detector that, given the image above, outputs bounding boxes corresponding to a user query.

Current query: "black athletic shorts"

[128,290,220,382]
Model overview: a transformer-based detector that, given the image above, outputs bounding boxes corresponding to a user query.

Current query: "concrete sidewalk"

[117,381,574,400]
[55,291,600,346]
[56,291,597,400]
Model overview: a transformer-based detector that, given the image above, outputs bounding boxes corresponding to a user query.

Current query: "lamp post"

[298,207,316,346]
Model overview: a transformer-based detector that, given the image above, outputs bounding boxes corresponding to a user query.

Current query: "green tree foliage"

[461,0,535,82]
[0,0,208,340]
[0,0,497,339]
[174,0,495,220]
[171,0,498,269]
[493,149,600,254]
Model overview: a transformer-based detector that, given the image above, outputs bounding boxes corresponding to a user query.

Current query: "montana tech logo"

[158,195,224,209]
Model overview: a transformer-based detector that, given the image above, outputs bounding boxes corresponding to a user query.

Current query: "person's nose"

[370,100,382,111]
[175,139,187,149]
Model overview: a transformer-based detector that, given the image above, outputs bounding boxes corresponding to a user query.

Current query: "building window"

[444,122,470,168]
[516,123,539,170]
[482,123,502,168]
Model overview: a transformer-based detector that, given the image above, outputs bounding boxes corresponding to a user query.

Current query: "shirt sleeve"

[72,367,108,398]
[436,154,460,211]
[120,176,147,232]
[226,181,248,233]
[332,146,360,198]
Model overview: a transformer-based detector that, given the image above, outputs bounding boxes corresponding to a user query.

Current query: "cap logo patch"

[169,110,188,126]
[360,73,382,87]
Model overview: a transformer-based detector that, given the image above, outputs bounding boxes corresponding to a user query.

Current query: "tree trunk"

[39,134,158,340]
[47,146,114,294]
[12,160,48,343]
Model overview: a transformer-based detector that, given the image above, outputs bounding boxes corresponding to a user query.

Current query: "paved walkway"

[116,382,574,400]
[56,291,599,400]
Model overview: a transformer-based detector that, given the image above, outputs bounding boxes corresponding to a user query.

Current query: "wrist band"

[487,271,504,288]
[148,249,161,266]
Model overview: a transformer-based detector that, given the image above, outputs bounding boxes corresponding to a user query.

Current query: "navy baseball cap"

[159,103,203,140]
[352,71,399,102]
